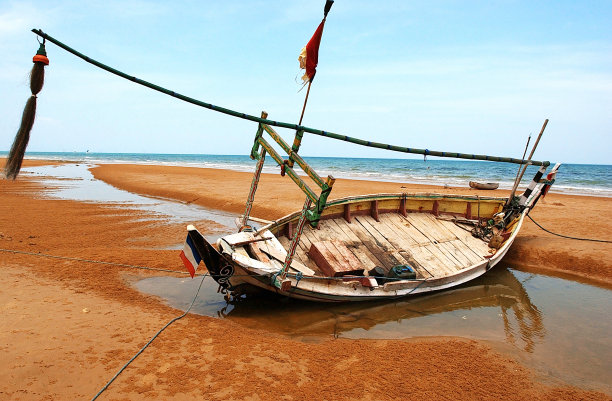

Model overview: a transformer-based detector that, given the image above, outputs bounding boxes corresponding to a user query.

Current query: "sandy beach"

[1,159,610,400]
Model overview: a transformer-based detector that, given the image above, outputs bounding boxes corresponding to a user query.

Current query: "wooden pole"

[287,81,312,169]
[507,134,531,205]
[298,81,312,126]
[507,119,548,205]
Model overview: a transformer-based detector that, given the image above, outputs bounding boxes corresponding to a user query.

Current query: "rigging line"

[31,28,550,167]
[526,214,611,243]
[90,272,208,401]
[0,247,197,275]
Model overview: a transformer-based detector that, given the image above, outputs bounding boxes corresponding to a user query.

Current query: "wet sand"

[1,159,610,400]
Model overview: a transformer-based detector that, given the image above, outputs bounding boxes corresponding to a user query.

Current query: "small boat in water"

[469,181,500,190]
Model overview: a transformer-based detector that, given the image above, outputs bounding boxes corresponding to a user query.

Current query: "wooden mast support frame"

[249,111,335,228]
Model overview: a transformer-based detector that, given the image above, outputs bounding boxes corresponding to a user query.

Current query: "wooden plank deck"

[277,211,489,279]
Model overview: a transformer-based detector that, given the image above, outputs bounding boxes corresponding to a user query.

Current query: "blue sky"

[1,0,611,164]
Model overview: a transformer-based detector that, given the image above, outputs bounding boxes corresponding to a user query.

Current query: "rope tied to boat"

[90,272,208,401]
[526,214,612,243]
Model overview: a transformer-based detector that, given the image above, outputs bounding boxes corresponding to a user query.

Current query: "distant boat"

[469,181,500,190]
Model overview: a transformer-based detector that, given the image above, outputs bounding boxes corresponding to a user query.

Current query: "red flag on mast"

[298,1,333,84]
[298,20,326,83]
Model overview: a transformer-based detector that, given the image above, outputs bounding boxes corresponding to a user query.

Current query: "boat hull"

[194,192,529,302]
[469,181,500,190]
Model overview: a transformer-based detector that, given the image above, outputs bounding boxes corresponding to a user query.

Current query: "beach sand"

[1,159,610,400]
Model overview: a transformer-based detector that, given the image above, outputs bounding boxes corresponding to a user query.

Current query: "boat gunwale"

[257,192,508,235]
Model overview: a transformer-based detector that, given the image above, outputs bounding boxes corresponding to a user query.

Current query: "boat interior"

[242,194,505,280]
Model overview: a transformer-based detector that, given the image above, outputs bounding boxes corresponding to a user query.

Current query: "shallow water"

[135,267,612,393]
[22,164,237,241]
[24,162,612,393]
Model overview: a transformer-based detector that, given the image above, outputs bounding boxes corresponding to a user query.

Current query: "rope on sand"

[90,272,208,401]
[0,247,200,275]
[527,215,612,243]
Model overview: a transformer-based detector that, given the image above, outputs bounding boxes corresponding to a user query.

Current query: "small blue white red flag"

[179,234,201,278]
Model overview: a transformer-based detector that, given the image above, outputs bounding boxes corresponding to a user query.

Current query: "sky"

[1,0,611,165]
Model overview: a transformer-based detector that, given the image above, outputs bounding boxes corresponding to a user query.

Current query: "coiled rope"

[527,214,611,243]
[90,272,208,401]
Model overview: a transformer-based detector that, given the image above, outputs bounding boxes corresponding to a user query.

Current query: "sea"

[4,151,612,197]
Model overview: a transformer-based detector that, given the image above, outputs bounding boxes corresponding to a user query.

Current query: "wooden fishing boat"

[469,181,500,190]
[17,28,561,303]
[185,120,561,302]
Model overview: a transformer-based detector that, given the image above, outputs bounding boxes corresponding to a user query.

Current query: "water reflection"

[217,267,546,351]
[137,267,612,391]
[136,267,545,353]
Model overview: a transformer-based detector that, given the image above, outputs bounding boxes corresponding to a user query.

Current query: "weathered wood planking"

[278,235,319,271]
[354,216,410,267]
[309,240,365,277]
[405,246,450,277]
[383,213,430,245]
[398,250,433,278]
[275,207,491,280]
[378,214,419,246]
[404,213,445,243]
[448,238,484,265]
[436,218,491,256]
[437,241,472,268]
[324,220,379,271]
[345,217,403,270]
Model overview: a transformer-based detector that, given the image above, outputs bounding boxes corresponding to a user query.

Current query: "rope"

[0,247,195,275]
[90,272,208,401]
[30,29,550,168]
[527,214,612,243]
